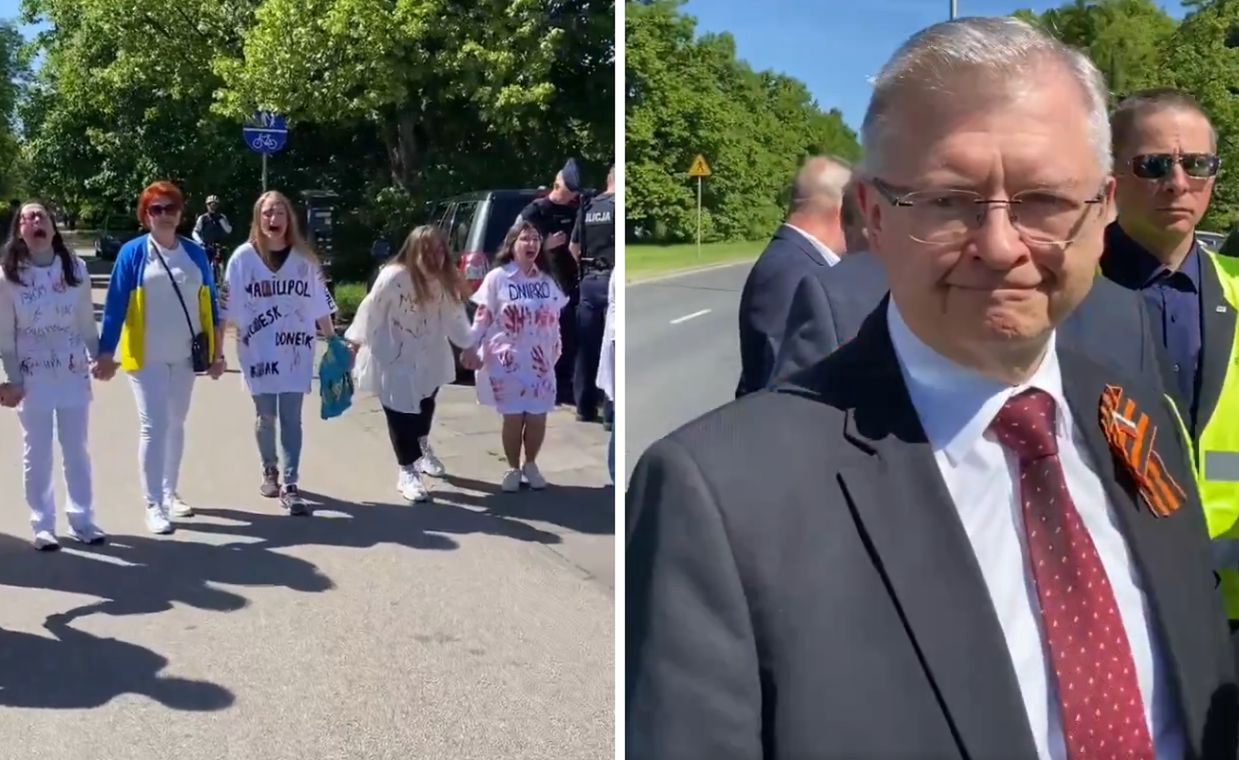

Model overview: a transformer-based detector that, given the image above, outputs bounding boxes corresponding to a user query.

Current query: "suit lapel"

[825,305,1038,760]
[1195,256,1235,435]
[1058,347,1209,758]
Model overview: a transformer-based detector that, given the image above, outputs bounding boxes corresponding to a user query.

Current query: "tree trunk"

[379,107,423,194]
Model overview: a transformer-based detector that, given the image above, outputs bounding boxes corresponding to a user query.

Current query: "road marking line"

[670,309,711,325]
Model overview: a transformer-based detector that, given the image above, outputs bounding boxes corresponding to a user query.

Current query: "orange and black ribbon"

[1098,385,1186,517]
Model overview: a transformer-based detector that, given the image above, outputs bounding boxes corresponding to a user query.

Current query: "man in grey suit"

[735,155,852,397]
[627,16,1238,759]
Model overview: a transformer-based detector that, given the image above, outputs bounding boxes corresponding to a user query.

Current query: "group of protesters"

[0,165,615,551]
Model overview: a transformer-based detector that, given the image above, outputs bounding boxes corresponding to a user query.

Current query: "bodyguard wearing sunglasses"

[1099,88,1239,628]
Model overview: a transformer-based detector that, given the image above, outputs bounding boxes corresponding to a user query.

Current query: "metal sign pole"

[950,0,957,19]
[696,175,702,258]
[262,153,268,192]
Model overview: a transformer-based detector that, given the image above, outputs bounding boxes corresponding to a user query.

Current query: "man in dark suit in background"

[627,16,1238,760]
[735,155,853,397]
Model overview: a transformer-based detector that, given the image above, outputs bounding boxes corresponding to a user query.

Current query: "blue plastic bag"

[319,335,354,420]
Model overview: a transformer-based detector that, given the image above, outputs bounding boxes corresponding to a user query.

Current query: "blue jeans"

[253,392,305,485]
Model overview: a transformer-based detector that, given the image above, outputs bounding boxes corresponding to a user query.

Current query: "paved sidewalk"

[0,284,614,759]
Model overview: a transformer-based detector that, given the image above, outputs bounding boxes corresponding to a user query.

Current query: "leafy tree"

[14,0,613,273]
[626,0,859,243]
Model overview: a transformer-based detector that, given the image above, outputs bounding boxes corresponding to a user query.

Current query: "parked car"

[94,213,136,262]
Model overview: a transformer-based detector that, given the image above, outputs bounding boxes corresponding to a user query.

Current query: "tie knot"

[990,388,1059,461]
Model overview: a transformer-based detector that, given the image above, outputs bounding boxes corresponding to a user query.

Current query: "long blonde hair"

[394,225,468,305]
[248,190,320,269]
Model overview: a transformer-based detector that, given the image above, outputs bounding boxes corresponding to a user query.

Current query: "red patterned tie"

[989,388,1154,760]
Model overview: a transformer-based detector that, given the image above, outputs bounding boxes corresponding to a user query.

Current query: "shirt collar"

[782,223,840,265]
[886,300,1071,466]
[1103,221,1201,292]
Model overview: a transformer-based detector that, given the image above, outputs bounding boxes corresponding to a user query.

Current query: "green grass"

[332,281,367,321]
[626,240,763,281]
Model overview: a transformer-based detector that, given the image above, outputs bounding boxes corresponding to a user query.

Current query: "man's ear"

[857,181,882,240]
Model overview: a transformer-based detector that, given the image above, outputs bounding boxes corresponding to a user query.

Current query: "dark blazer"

[627,303,1239,759]
[736,225,835,397]
[1099,245,1237,441]
[772,252,1165,391]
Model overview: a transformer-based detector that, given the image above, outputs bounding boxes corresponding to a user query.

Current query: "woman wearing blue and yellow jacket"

[95,181,225,535]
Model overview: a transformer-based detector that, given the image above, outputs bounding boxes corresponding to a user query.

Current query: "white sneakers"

[397,467,429,502]
[32,530,58,551]
[417,438,445,477]
[145,503,174,535]
[522,462,547,490]
[167,493,194,518]
[501,463,547,492]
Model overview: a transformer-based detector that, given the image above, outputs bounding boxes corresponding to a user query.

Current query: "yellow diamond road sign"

[688,154,711,177]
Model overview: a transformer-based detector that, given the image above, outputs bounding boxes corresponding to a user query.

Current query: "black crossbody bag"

[151,241,211,373]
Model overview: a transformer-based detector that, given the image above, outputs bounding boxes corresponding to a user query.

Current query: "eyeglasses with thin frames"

[870,178,1107,246]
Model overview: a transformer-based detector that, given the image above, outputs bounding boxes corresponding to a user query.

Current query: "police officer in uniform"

[518,158,583,405]
[1100,88,1239,628]
[571,164,615,425]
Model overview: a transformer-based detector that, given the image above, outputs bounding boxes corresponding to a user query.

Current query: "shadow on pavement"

[188,491,557,549]
[0,529,333,627]
[0,616,234,711]
[437,474,614,536]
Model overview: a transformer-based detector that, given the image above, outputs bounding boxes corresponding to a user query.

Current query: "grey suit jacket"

[627,302,1238,759]
[736,225,834,397]
[772,252,1165,392]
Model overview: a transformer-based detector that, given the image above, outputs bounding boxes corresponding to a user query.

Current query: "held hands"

[459,350,482,371]
[0,383,23,408]
[92,355,118,381]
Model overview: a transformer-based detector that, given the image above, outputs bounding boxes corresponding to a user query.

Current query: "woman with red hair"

[96,181,225,535]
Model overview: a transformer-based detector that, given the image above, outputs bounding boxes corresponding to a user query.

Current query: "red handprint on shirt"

[501,303,524,334]
[496,346,517,372]
[531,345,551,378]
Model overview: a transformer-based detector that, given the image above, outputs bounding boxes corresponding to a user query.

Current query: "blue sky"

[681,0,1189,134]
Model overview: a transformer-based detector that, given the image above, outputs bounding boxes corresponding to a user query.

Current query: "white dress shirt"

[886,301,1183,760]
[781,223,840,265]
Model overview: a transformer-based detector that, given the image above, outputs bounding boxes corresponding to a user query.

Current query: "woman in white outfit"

[345,225,472,502]
[96,181,225,535]
[0,203,105,550]
[461,220,568,492]
[223,190,337,514]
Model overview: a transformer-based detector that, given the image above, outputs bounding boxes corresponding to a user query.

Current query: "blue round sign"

[243,111,288,155]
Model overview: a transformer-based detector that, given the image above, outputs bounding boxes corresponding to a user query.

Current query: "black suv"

[428,188,549,283]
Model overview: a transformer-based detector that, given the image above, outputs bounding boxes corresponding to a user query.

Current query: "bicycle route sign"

[242,111,288,155]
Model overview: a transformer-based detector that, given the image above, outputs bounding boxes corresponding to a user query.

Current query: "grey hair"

[859,16,1112,177]
[789,155,853,214]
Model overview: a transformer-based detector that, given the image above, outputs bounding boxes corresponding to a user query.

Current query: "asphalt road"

[625,260,756,485]
[0,253,614,759]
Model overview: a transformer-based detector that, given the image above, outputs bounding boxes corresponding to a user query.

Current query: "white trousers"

[128,360,195,506]
[18,403,93,534]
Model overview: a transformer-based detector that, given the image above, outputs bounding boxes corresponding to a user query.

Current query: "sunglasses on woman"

[1128,153,1220,180]
[148,203,181,216]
